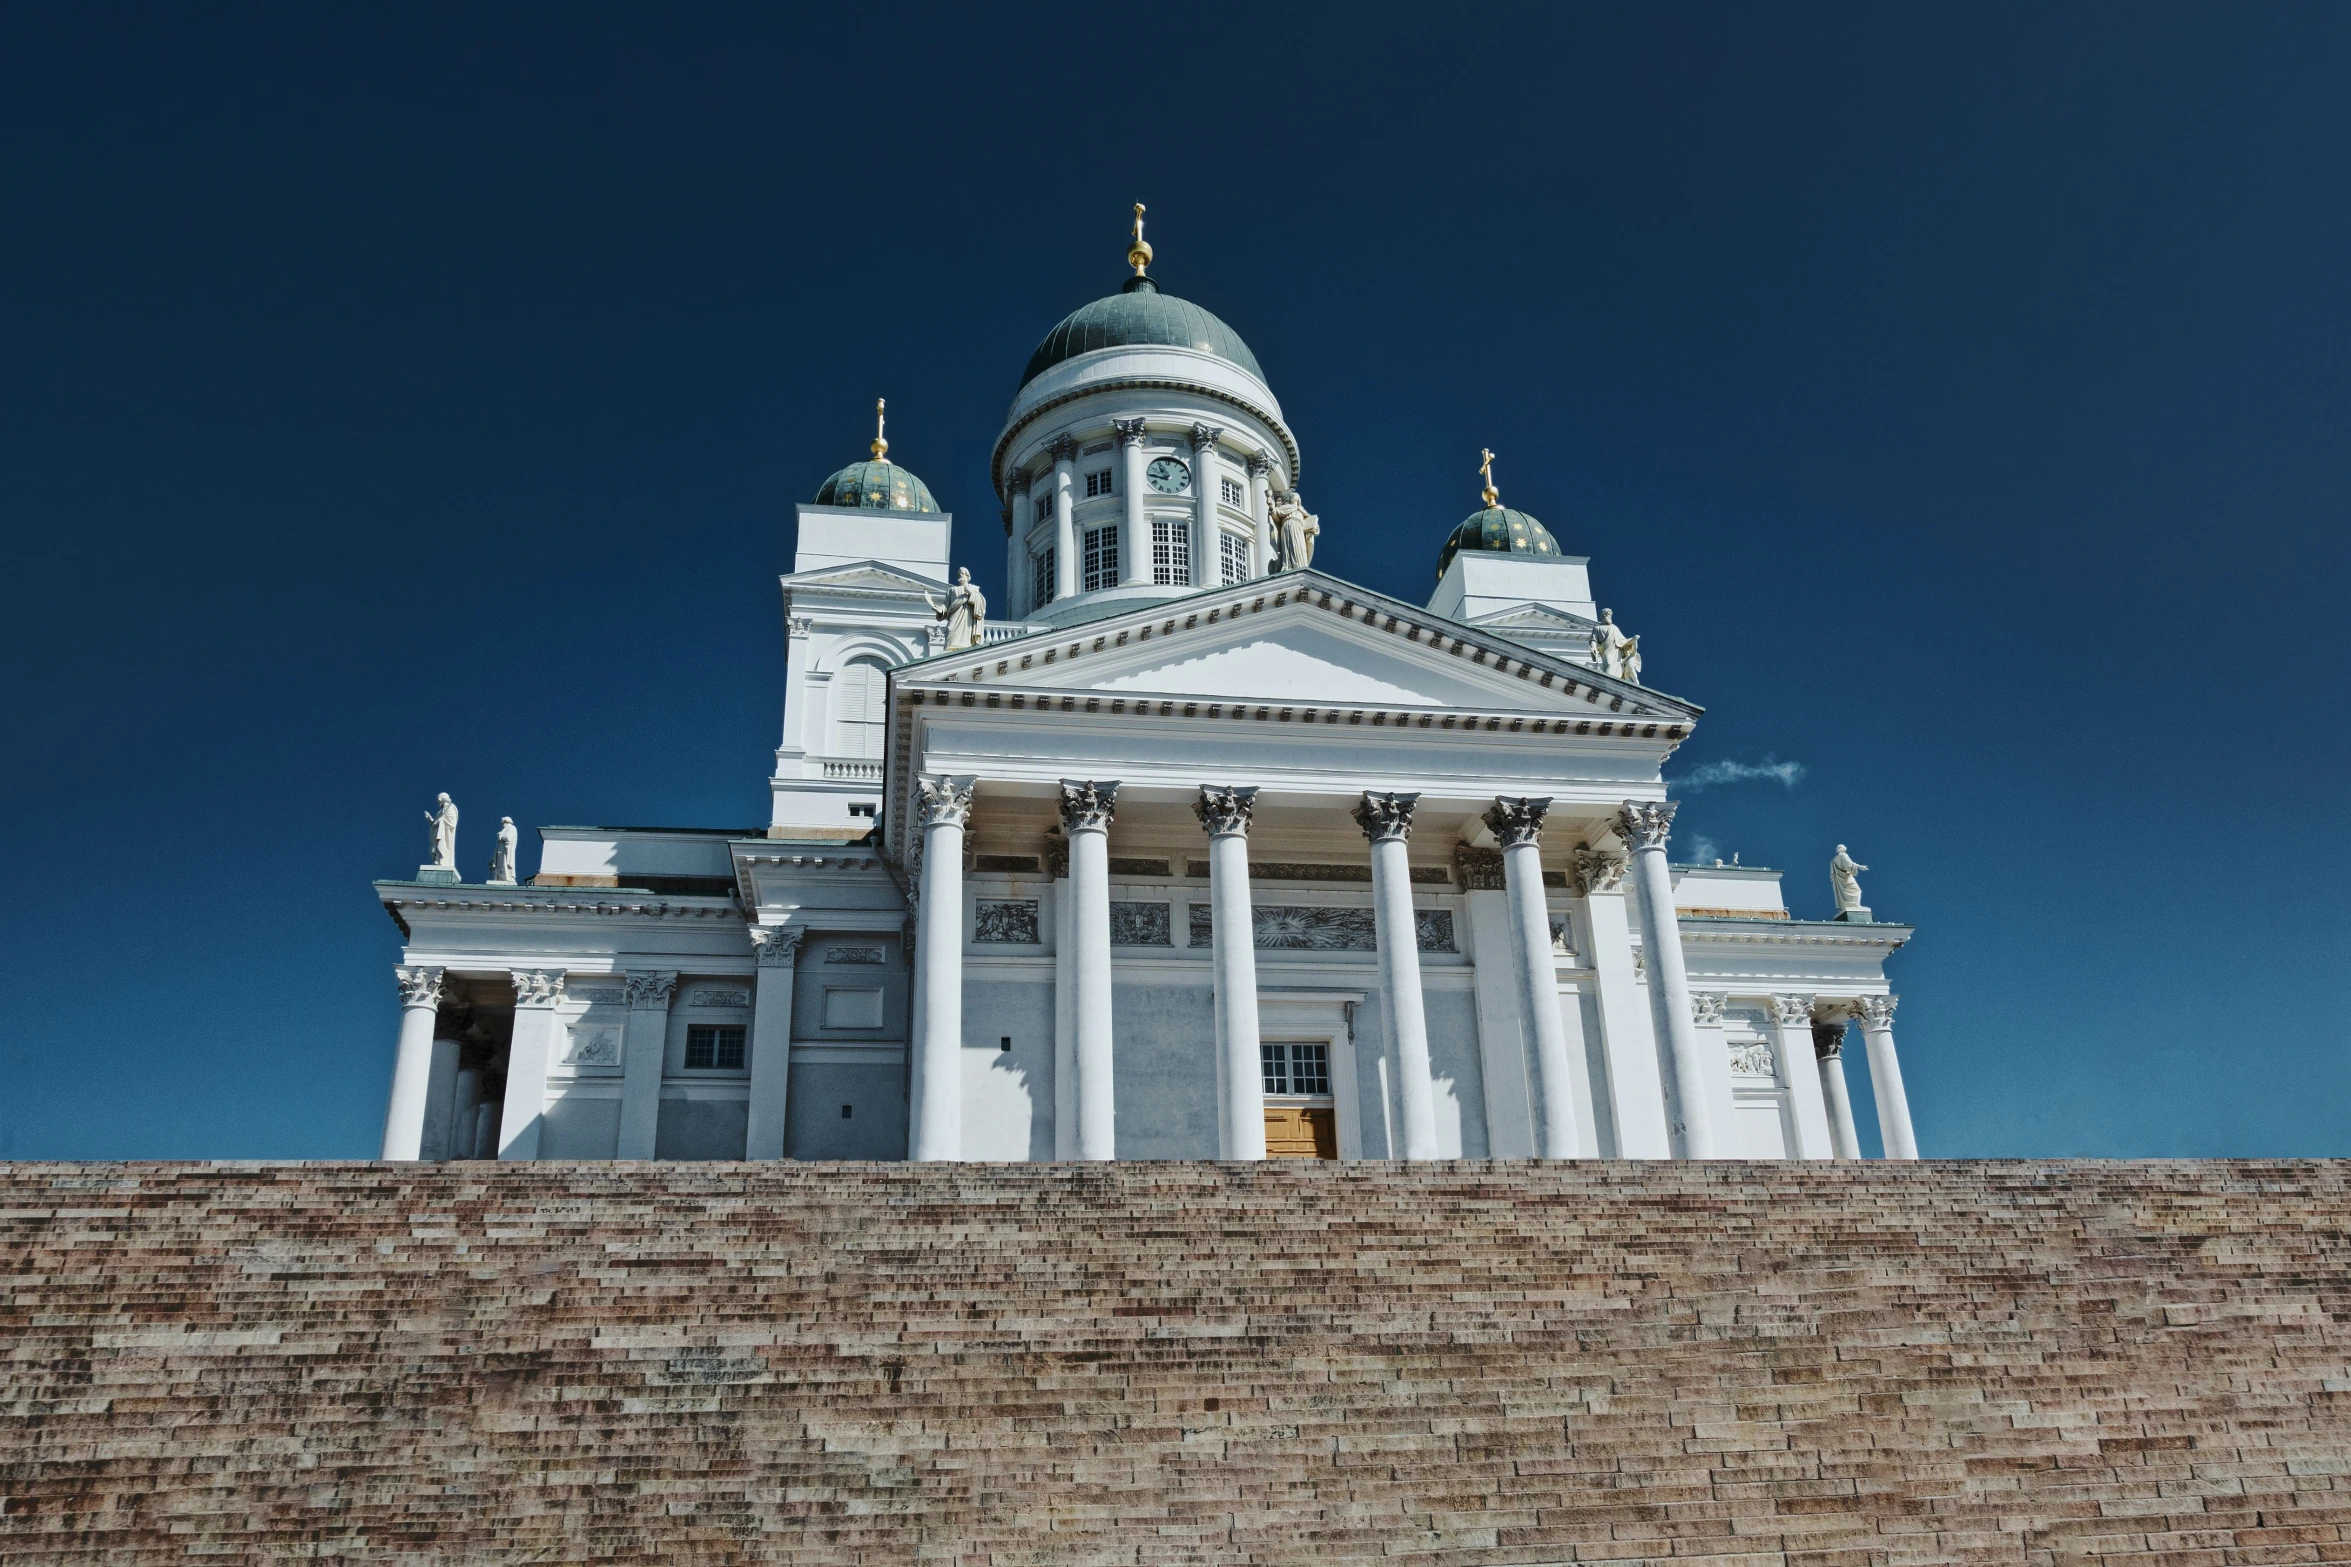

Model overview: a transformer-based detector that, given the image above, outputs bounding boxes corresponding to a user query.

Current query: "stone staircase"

[3,1160,2350,1564]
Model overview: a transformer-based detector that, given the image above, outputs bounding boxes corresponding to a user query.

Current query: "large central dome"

[1017,276,1265,391]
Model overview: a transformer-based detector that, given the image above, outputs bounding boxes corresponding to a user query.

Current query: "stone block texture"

[4,1160,2351,1564]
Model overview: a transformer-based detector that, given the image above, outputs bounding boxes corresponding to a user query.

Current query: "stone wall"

[4,1160,2350,1564]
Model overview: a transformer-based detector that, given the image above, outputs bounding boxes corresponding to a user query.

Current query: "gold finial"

[1127,202,1153,277]
[1478,447,1500,509]
[871,397,889,460]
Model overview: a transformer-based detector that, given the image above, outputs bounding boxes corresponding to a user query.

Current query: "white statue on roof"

[1269,489,1318,570]
[487,817,519,886]
[424,793,458,873]
[1589,608,1634,679]
[1831,844,1869,916]
[925,567,987,651]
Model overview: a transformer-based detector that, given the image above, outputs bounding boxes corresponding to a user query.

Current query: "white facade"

[375,248,1918,1166]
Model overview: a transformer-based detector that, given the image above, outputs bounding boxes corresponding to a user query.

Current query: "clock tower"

[990,205,1298,627]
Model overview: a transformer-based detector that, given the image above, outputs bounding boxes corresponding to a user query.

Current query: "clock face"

[1145,457,1192,494]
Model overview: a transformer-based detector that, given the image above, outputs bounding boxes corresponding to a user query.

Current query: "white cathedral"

[376,214,1920,1168]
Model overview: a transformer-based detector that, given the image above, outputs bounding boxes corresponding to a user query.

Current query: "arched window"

[831,661,888,759]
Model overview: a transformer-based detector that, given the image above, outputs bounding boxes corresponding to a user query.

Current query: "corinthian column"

[908,776,974,1161]
[1618,800,1716,1158]
[1049,434,1079,602]
[616,969,677,1159]
[497,968,566,1160]
[1485,797,1580,1158]
[1003,468,1031,619]
[1769,994,1835,1160]
[1245,453,1275,577]
[1113,418,1149,586]
[1812,1017,1862,1159]
[1062,779,1121,1158]
[1190,424,1224,587]
[1855,994,1918,1159]
[1197,785,1264,1158]
[1357,790,1440,1160]
[381,965,446,1160]
[745,930,802,1159]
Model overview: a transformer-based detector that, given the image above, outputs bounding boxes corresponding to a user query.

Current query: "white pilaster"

[1245,453,1274,578]
[1114,418,1149,586]
[615,970,677,1159]
[1063,779,1119,1160]
[1487,797,1581,1158]
[1856,994,1918,1159]
[1190,424,1224,588]
[1813,1019,1863,1160]
[1458,851,1534,1158]
[1578,847,1671,1157]
[744,934,801,1158]
[497,969,565,1160]
[1050,434,1078,602]
[1770,995,1836,1160]
[1689,991,1737,1151]
[1197,785,1265,1159]
[909,776,974,1161]
[1004,471,1030,619]
[1357,790,1440,1161]
[381,965,445,1160]
[1619,801,1716,1158]
[1050,837,1075,1158]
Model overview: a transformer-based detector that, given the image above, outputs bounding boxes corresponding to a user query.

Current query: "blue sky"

[3,3,2345,1159]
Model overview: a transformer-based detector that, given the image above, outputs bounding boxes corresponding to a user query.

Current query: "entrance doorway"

[1261,1041,1338,1160]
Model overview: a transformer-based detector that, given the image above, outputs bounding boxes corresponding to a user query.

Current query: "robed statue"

[424,793,459,872]
[487,816,520,886]
[1268,489,1319,571]
[1589,609,1634,679]
[925,567,987,651]
[1830,844,1869,914]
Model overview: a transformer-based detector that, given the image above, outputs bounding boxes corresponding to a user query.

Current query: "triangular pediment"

[780,559,941,594]
[901,571,1697,719]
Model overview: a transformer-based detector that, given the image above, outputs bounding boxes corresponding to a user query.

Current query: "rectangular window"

[1033,546,1056,607]
[685,1024,746,1071]
[1084,468,1114,498]
[1082,525,1119,592]
[1150,519,1190,585]
[1219,531,1249,585]
[1260,1041,1331,1097]
[1220,476,1245,507]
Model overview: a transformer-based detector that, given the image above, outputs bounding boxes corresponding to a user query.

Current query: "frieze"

[973,900,1041,944]
[1110,902,1171,947]
[823,946,885,965]
[565,1027,623,1068]
[1187,904,1456,953]
[688,988,751,1009]
[1726,1040,1779,1079]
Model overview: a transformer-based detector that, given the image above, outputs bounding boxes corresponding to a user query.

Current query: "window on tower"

[1082,525,1119,592]
[1219,531,1249,585]
[831,660,888,759]
[1033,546,1056,607]
[1220,475,1245,507]
[1084,468,1114,498]
[1151,520,1190,585]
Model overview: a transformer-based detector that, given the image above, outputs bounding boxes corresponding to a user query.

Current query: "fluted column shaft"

[1115,420,1150,586]
[1199,787,1265,1159]
[1856,995,1917,1159]
[1063,780,1120,1159]
[1359,791,1440,1160]
[382,965,446,1160]
[1620,801,1716,1158]
[1049,435,1078,602]
[1813,1020,1863,1159]
[909,776,972,1161]
[1488,798,1580,1158]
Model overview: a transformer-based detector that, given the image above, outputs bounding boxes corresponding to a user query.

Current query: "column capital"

[1573,846,1629,895]
[1353,790,1419,844]
[1245,451,1274,478]
[1811,1019,1847,1061]
[1690,991,1727,1026]
[1616,799,1678,852]
[1193,784,1258,837]
[1058,779,1120,833]
[624,970,679,1008]
[1189,422,1226,455]
[1771,993,1817,1027]
[1112,417,1148,447]
[1049,432,1080,463]
[510,969,566,1009]
[1002,465,1029,500]
[751,929,804,968]
[1483,795,1552,850]
[916,774,976,830]
[1453,845,1506,891]
[395,964,446,1010]
[1855,993,1899,1028]
[786,613,814,640]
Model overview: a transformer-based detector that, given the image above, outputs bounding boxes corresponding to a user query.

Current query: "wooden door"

[1264,1106,1338,1159]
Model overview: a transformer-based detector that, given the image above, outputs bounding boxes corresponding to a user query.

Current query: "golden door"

[1263,1106,1338,1159]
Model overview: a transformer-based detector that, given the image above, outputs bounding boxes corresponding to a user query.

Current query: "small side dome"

[814,459,938,513]
[1436,506,1561,580]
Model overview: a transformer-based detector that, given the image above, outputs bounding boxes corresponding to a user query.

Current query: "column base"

[415,866,460,885]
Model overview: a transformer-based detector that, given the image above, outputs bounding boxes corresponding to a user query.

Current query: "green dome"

[1018,276,1265,391]
[814,458,938,513]
[1436,505,1562,580]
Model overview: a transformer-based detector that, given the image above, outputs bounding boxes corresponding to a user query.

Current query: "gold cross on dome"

[1128,202,1153,276]
[1479,448,1499,508]
[872,397,888,460]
